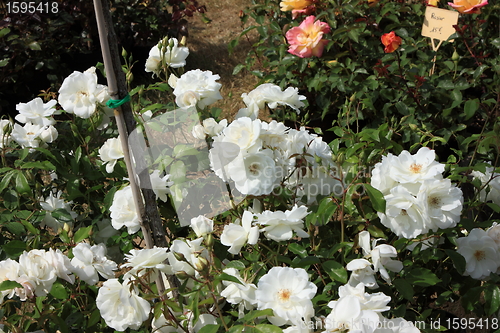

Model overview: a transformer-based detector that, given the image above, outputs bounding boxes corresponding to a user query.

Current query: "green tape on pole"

[106,94,131,108]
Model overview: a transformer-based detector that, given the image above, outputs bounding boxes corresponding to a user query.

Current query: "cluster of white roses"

[371,147,464,239]
[1,66,115,153]
[197,109,340,200]
[0,243,117,303]
[218,205,309,255]
[8,98,59,151]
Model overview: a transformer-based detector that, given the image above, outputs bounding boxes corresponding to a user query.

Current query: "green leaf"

[364,184,386,213]
[50,281,68,299]
[405,268,441,286]
[21,220,39,235]
[5,222,25,235]
[4,189,19,210]
[215,272,243,285]
[255,324,283,333]
[74,226,92,243]
[51,208,74,223]
[0,280,22,291]
[322,260,348,283]
[228,325,245,333]
[0,28,11,38]
[484,284,500,316]
[288,243,308,258]
[393,279,414,301]
[28,41,41,50]
[242,309,274,322]
[444,249,466,275]
[293,256,321,268]
[170,160,187,183]
[2,239,26,257]
[0,58,8,67]
[464,98,479,120]
[0,170,16,193]
[197,325,220,333]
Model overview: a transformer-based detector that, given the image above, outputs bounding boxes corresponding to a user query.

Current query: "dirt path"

[186,0,259,119]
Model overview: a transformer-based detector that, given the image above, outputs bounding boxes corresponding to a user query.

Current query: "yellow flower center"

[278,289,292,302]
[474,250,486,261]
[429,196,441,208]
[409,163,423,174]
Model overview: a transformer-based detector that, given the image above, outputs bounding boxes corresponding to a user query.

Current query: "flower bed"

[0,0,499,332]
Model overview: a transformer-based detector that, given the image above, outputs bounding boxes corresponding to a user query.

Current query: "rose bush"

[0,1,499,333]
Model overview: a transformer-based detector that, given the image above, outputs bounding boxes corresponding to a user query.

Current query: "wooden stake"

[93,0,178,298]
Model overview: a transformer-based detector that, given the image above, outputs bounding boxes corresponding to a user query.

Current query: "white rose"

[169,69,222,109]
[0,119,13,148]
[98,137,124,173]
[11,122,44,149]
[15,97,57,126]
[109,185,141,234]
[190,215,214,237]
[39,190,77,231]
[255,205,309,242]
[58,67,100,119]
[456,228,500,280]
[256,266,317,327]
[122,247,172,281]
[96,278,151,331]
[71,243,117,285]
[145,37,189,74]
[220,211,259,255]
[39,125,58,143]
[16,249,57,300]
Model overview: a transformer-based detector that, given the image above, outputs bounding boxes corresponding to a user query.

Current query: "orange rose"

[280,0,314,18]
[448,0,487,13]
[381,31,402,53]
[280,0,313,11]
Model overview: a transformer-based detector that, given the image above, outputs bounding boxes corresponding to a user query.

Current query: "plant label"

[421,7,459,41]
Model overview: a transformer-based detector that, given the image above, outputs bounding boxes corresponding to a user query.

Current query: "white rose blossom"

[0,259,21,302]
[220,267,257,315]
[39,190,77,231]
[44,248,75,284]
[220,211,259,255]
[356,231,403,285]
[145,37,189,74]
[71,243,117,285]
[16,249,58,300]
[168,69,222,109]
[96,278,151,331]
[324,283,391,333]
[167,238,210,277]
[190,215,214,238]
[240,83,306,119]
[471,165,500,206]
[378,185,428,239]
[256,266,317,327]
[122,247,172,281]
[227,150,280,196]
[98,137,124,173]
[255,205,309,242]
[58,67,108,119]
[15,97,57,126]
[456,228,500,280]
[149,170,173,202]
[11,122,45,150]
[416,178,463,231]
[109,184,141,234]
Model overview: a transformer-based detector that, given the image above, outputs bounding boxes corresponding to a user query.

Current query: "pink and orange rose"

[381,31,402,53]
[285,16,331,58]
[448,0,488,14]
